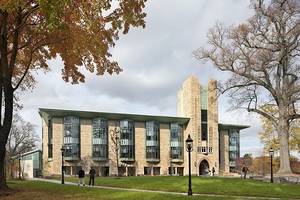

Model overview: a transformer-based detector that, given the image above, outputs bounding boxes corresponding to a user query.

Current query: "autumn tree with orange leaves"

[0,0,147,190]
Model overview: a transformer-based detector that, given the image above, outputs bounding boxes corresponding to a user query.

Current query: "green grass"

[3,180,240,200]
[58,176,300,199]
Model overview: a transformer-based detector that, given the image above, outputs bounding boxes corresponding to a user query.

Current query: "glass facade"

[63,116,80,160]
[120,120,135,161]
[145,121,160,161]
[170,123,183,160]
[229,129,240,172]
[92,118,108,160]
[200,86,208,110]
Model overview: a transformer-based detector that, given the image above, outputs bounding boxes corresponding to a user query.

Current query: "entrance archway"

[199,160,210,175]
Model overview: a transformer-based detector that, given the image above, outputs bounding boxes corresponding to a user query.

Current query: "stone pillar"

[219,130,229,174]
[80,119,92,159]
[135,122,146,175]
[52,117,63,174]
[108,120,119,176]
[208,80,219,174]
[160,123,171,175]
[177,76,200,175]
[42,118,50,176]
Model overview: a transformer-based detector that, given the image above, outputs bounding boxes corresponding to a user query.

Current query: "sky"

[19,0,267,157]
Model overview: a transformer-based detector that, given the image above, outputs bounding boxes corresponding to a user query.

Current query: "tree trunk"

[0,87,14,190]
[277,114,292,174]
[0,145,8,190]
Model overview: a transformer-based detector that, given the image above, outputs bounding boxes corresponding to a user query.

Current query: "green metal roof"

[39,108,190,125]
[218,123,250,130]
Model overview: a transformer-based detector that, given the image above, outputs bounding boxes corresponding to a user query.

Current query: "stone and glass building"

[40,76,248,176]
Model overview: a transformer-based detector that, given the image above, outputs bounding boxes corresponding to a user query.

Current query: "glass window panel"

[170,123,183,160]
[146,121,160,160]
[120,120,135,159]
[63,116,80,159]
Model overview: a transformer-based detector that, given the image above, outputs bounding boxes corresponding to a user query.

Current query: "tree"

[6,113,38,178]
[7,114,38,158]
[194,0,300,174]
[0,0,147,189]
[259,105,300,152]
[110,125,120,176]
[249,156,280,176]
[80,156,95,173]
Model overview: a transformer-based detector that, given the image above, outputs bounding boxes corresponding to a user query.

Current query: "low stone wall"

[253,174,300,184]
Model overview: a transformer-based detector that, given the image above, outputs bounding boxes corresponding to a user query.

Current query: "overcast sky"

[19,0,267,157]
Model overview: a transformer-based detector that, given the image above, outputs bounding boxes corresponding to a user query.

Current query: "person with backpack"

[78,169,85,186]
[89,167,96,186]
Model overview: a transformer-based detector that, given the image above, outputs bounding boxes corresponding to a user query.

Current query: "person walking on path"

[89,168,96,186]
[242,166,248,179]
[78,169,85,186]
[211,167,215,176]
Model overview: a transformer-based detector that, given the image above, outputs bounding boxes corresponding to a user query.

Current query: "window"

[200,86,208,110]
[153,167,160,176]
[201,110,208,141]
[168,167,176,175]
[177,167,184,176]
[145,121,160,161]
[144,167,151,175]
[48,119,53,159]
[63,116,80,160]
[92,118,108,160]
[146,146,160,159]
[228,129,240,170]
[120,120,135,160]
[170,123,183,160]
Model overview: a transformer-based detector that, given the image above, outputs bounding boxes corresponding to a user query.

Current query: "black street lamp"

[269,148,274,183]
[61,146,65,184]
[18,157,21,180]
[185,134,193,196]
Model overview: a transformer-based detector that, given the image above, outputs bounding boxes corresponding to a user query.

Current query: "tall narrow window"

[120,120,135,161]
[201,110,208,141]
[92,118,108,160]
[63,116,80,160]
[145,121,160,161]
[48,119,53,159]
[170,123,183,160]
[229,129,240,172]
[200,86,208,141]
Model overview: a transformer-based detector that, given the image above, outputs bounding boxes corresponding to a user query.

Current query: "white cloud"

[18,0,264,157]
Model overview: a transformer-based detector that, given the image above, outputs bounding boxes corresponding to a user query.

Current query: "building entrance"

[199,160,210,175]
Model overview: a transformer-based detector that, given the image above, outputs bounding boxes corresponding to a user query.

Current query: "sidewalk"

[32,178,299,200]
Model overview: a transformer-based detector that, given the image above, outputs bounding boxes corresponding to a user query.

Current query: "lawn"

[3,180,238,200]
[56,176,300,199]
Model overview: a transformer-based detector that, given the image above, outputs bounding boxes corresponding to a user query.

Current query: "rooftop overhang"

[11,149,41,160]
[39,108,190,125]
[218,123,250,130]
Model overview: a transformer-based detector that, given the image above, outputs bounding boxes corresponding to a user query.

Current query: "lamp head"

[185,134,193,151]
[269,148,274,156]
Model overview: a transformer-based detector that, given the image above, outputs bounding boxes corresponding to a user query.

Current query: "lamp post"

[269,148,274,183]
[61,146,65,184]
[185,134,193,196]
[18,157,21,180]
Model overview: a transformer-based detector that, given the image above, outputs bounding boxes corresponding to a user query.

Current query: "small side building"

[17,149,42,178]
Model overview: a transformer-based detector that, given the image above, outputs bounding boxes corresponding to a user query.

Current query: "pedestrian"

[78,169,85,186]
[89,167,96,186]
[212,167,215,176]
[242,166,248,179]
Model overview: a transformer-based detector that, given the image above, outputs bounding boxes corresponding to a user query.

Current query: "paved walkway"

[32,178,299,200]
